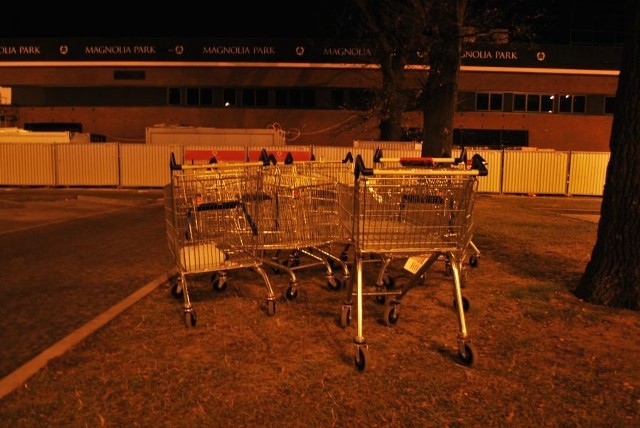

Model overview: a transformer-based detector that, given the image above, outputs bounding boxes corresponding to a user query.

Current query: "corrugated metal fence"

[0,143,609,196]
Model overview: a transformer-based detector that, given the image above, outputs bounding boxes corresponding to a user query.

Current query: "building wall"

[1,65,618,150]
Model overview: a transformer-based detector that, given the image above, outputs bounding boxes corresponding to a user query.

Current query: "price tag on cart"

[404,255,430,274]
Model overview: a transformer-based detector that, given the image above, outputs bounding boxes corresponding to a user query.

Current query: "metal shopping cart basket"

[240,154,348,300]
[165,153,278,326]
[373,147,482,271]
[341,154,488,371]
[268,153,357,292]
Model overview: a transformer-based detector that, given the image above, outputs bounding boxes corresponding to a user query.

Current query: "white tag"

[404,255,430,274]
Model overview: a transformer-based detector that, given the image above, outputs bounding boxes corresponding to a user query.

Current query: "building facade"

[0,37,621,151]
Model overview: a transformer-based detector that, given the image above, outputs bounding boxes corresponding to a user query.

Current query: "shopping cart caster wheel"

[327,277,342,291]
[211,275,228,292]
[457,342,476,367]
[170,282,183,298]
[383,276,396,289]
[353,344,369,372]
[469,256,479,268]
[286,257,300,268]
[184,311,196,328]
[266,300,276,316]
[383,304,399,326]
[285,286,298,301]
[453,296,470,312]
[340,305,352,328]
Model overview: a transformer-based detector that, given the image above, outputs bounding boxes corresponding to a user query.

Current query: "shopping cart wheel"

[184,310,197,328]
[211,274,228,292]
[456,342,476,367]
[170,282,183,298]
[353,343,368,371]
[469,256,479,268]
[266,300,276,316]
[453,296,470,312]
[383,304,399,326]
[286,256,300,268]
[285,286,298,300]
[340,305,352,328]
[383,275,396,289]
[445,261,453,276]
[327,276,343,291]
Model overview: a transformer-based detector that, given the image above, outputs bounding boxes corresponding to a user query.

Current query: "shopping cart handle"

[472,154,489,176]
[343,152,354,163]
[373,147,383,163]
[455,147,467,165]
[170,152,182,170]
[258,149,276,166]
[285,152,294,164]
[354,154,374,179]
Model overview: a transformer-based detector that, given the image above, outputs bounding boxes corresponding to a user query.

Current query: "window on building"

[241,88,269,107]
[331,89,345,109]
[476,92,503,111]
[559,94,586,113]
[513,94,553,113]
[454,128,529,147]
[200,88,213,106]
[347,88,375,110]
[186,87,200,106]
[167,87,181,105]
[604,96,615,114]
[223,88,236,107]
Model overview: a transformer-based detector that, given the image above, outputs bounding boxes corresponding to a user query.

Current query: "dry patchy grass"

[1,194,639,427]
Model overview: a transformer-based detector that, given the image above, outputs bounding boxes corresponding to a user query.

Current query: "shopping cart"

[274,153,356,290]
[373,147,482,272]
[342,154,487,371]
[165,153,278,326]
[240,154,349,299]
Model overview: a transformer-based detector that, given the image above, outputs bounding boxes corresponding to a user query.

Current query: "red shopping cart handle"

[373,147,466,166]
[398,157,438,167]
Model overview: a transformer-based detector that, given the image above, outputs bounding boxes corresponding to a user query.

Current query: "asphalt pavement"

[0,187,175,397]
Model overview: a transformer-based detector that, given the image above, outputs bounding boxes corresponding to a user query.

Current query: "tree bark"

[574,0,640,310]
[421,0,465,157]
[379,52,408,141]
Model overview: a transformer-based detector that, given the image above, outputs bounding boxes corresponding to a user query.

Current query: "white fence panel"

[0,144,55,186]
[56,144,119,186]
[502,151,569,195]
[120,144,179,188]
[0,143,609,197]
[568,151,609,196]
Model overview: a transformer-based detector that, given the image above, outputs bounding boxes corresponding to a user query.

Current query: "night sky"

[0,0,625,44]
[0,2,347,38]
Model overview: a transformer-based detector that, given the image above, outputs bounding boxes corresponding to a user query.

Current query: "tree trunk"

[379,46,408,142]
[421,0,464,157]
[574,0,640,310]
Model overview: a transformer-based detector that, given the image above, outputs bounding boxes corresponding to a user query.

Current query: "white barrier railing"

[0,143,609,196]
